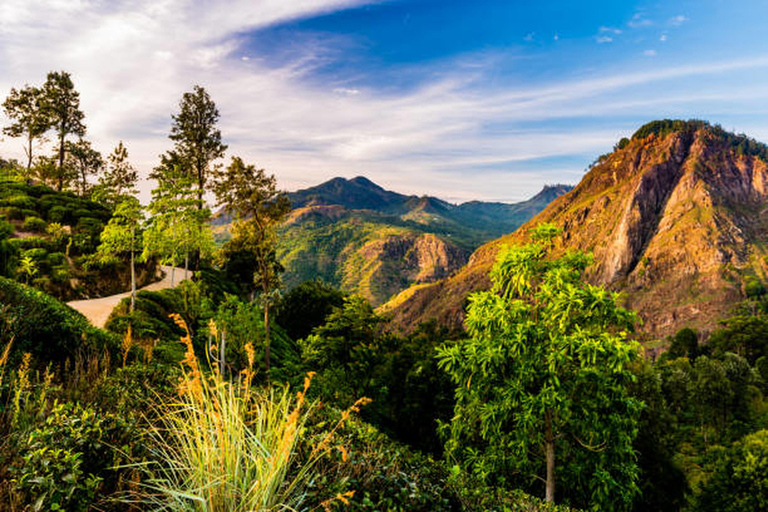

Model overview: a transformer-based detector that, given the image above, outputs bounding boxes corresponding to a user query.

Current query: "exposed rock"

[385,121,768,338]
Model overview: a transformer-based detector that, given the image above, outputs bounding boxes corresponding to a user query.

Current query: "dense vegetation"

[632,119,768,160]
[1,70,765,511]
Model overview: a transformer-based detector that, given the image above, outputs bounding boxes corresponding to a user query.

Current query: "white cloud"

[524,32,535,42]
[596,36,613,44]
[643,49,658,57]
[660,34,668,42]
[0,1,766,203]
[628,13,652,28]
[669,15,688,27]
[599,26,622,35]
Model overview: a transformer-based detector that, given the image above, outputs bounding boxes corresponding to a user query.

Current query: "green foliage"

[10,402,138,512]
[305,413,460,511]
[301,298,455,454]
[42,71,87,191]
[0,218,18,276]
[632,119,768,161]
[665,327,699,360]
[0,276,117,364]
[694,429,768,512]
[168,85,227,202]
[211,295,301,383]
[2,83,50,169]
[21,215,46,233]
[276,280,347,342]
[437,224,641,510]
[707,315,768,364]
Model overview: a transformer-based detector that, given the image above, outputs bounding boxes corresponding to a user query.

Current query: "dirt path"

[67,265,188,328]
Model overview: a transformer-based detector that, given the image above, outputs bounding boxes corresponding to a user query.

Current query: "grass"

[136,314,363,511]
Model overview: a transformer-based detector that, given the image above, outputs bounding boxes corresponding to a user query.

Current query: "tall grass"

[140,314,357,511]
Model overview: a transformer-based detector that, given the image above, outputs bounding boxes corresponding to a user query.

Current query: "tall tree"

[144,156,213,282]
[43,71,86,191]
[437,224,642,510]
[65,138,103,197]
[2,84,51,171]
[169,85,227,207]
[96,197,144,312]
[94,141,138,208]
[214,156,290,381]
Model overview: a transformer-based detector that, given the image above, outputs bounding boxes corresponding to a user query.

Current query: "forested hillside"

[214,177,571,305]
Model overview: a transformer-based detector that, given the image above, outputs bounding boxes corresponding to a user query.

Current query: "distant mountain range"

[214,176,572,306]
[384,120,768,337]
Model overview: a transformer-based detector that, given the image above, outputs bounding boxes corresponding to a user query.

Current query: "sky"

[2,0,768,204]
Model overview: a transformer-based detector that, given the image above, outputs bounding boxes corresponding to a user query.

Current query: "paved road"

[67,265,187,328]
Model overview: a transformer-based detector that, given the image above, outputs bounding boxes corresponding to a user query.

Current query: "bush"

[9,402,139,512]
[0,277,118,365]
[47,205,74,224]
[2,206,23,220]
[694,430,768,512]
[21,216,47,233]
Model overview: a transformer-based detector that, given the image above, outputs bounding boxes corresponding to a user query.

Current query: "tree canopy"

[437,224,642,510]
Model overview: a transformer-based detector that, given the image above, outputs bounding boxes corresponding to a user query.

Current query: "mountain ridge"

[214,175,572,306]
[383,120,768,337]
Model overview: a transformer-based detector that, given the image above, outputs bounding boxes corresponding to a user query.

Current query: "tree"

[214,156,290,380]
[144,156,213,282]
[42,71,86,191]
[275,280,346,341]
[169,85,227,208]
[96,197,144,312]
[2,84,51,170]
[65,138,103,197]
[436,224,642,510]
[695,429,768,512]
[94,141,138,208]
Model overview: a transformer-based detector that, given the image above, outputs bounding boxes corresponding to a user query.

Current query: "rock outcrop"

[384,121,768,338]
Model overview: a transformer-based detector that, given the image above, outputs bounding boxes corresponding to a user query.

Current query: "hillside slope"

[384,120,768,337]
[214,177,571,306]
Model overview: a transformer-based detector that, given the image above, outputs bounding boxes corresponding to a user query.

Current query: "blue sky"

[2,0,768,202]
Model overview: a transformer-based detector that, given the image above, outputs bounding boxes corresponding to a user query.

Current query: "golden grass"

[138,315,362,511]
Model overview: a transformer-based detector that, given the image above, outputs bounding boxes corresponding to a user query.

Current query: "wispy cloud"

[669,15,688,27]
[628,13,653,28]
[0,1,765,203]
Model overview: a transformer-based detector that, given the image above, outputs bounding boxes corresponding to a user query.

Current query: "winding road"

[67,265,187,328]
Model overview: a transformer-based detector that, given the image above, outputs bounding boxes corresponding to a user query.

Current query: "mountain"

[383,120,768,337]
[214,177,571,306]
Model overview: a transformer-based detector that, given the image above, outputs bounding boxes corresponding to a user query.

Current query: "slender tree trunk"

[171,266,175,286]
[184,252,189,280]
[130,249,136,312]
[264,303,271,383]
[57,132,65,191]
[26,135,33,170]
[545,409,556,503]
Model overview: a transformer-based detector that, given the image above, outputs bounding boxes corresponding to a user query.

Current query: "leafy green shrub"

[2,206,23,220]
[0,219,18,277]
[47,252,66,266]
[304,415,459,511]
[694,430,768,512]
[10,402,139,512]
[8,236,57,252]
[20,208,38,219]
[47,205,74,224]
[0,194,36,210]
[276,279,347,341]
[21,216,47,233]
[0,277,118,364]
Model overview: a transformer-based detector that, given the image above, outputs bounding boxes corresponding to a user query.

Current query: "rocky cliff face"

[347,232,468,306]
[385,122,768,338]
